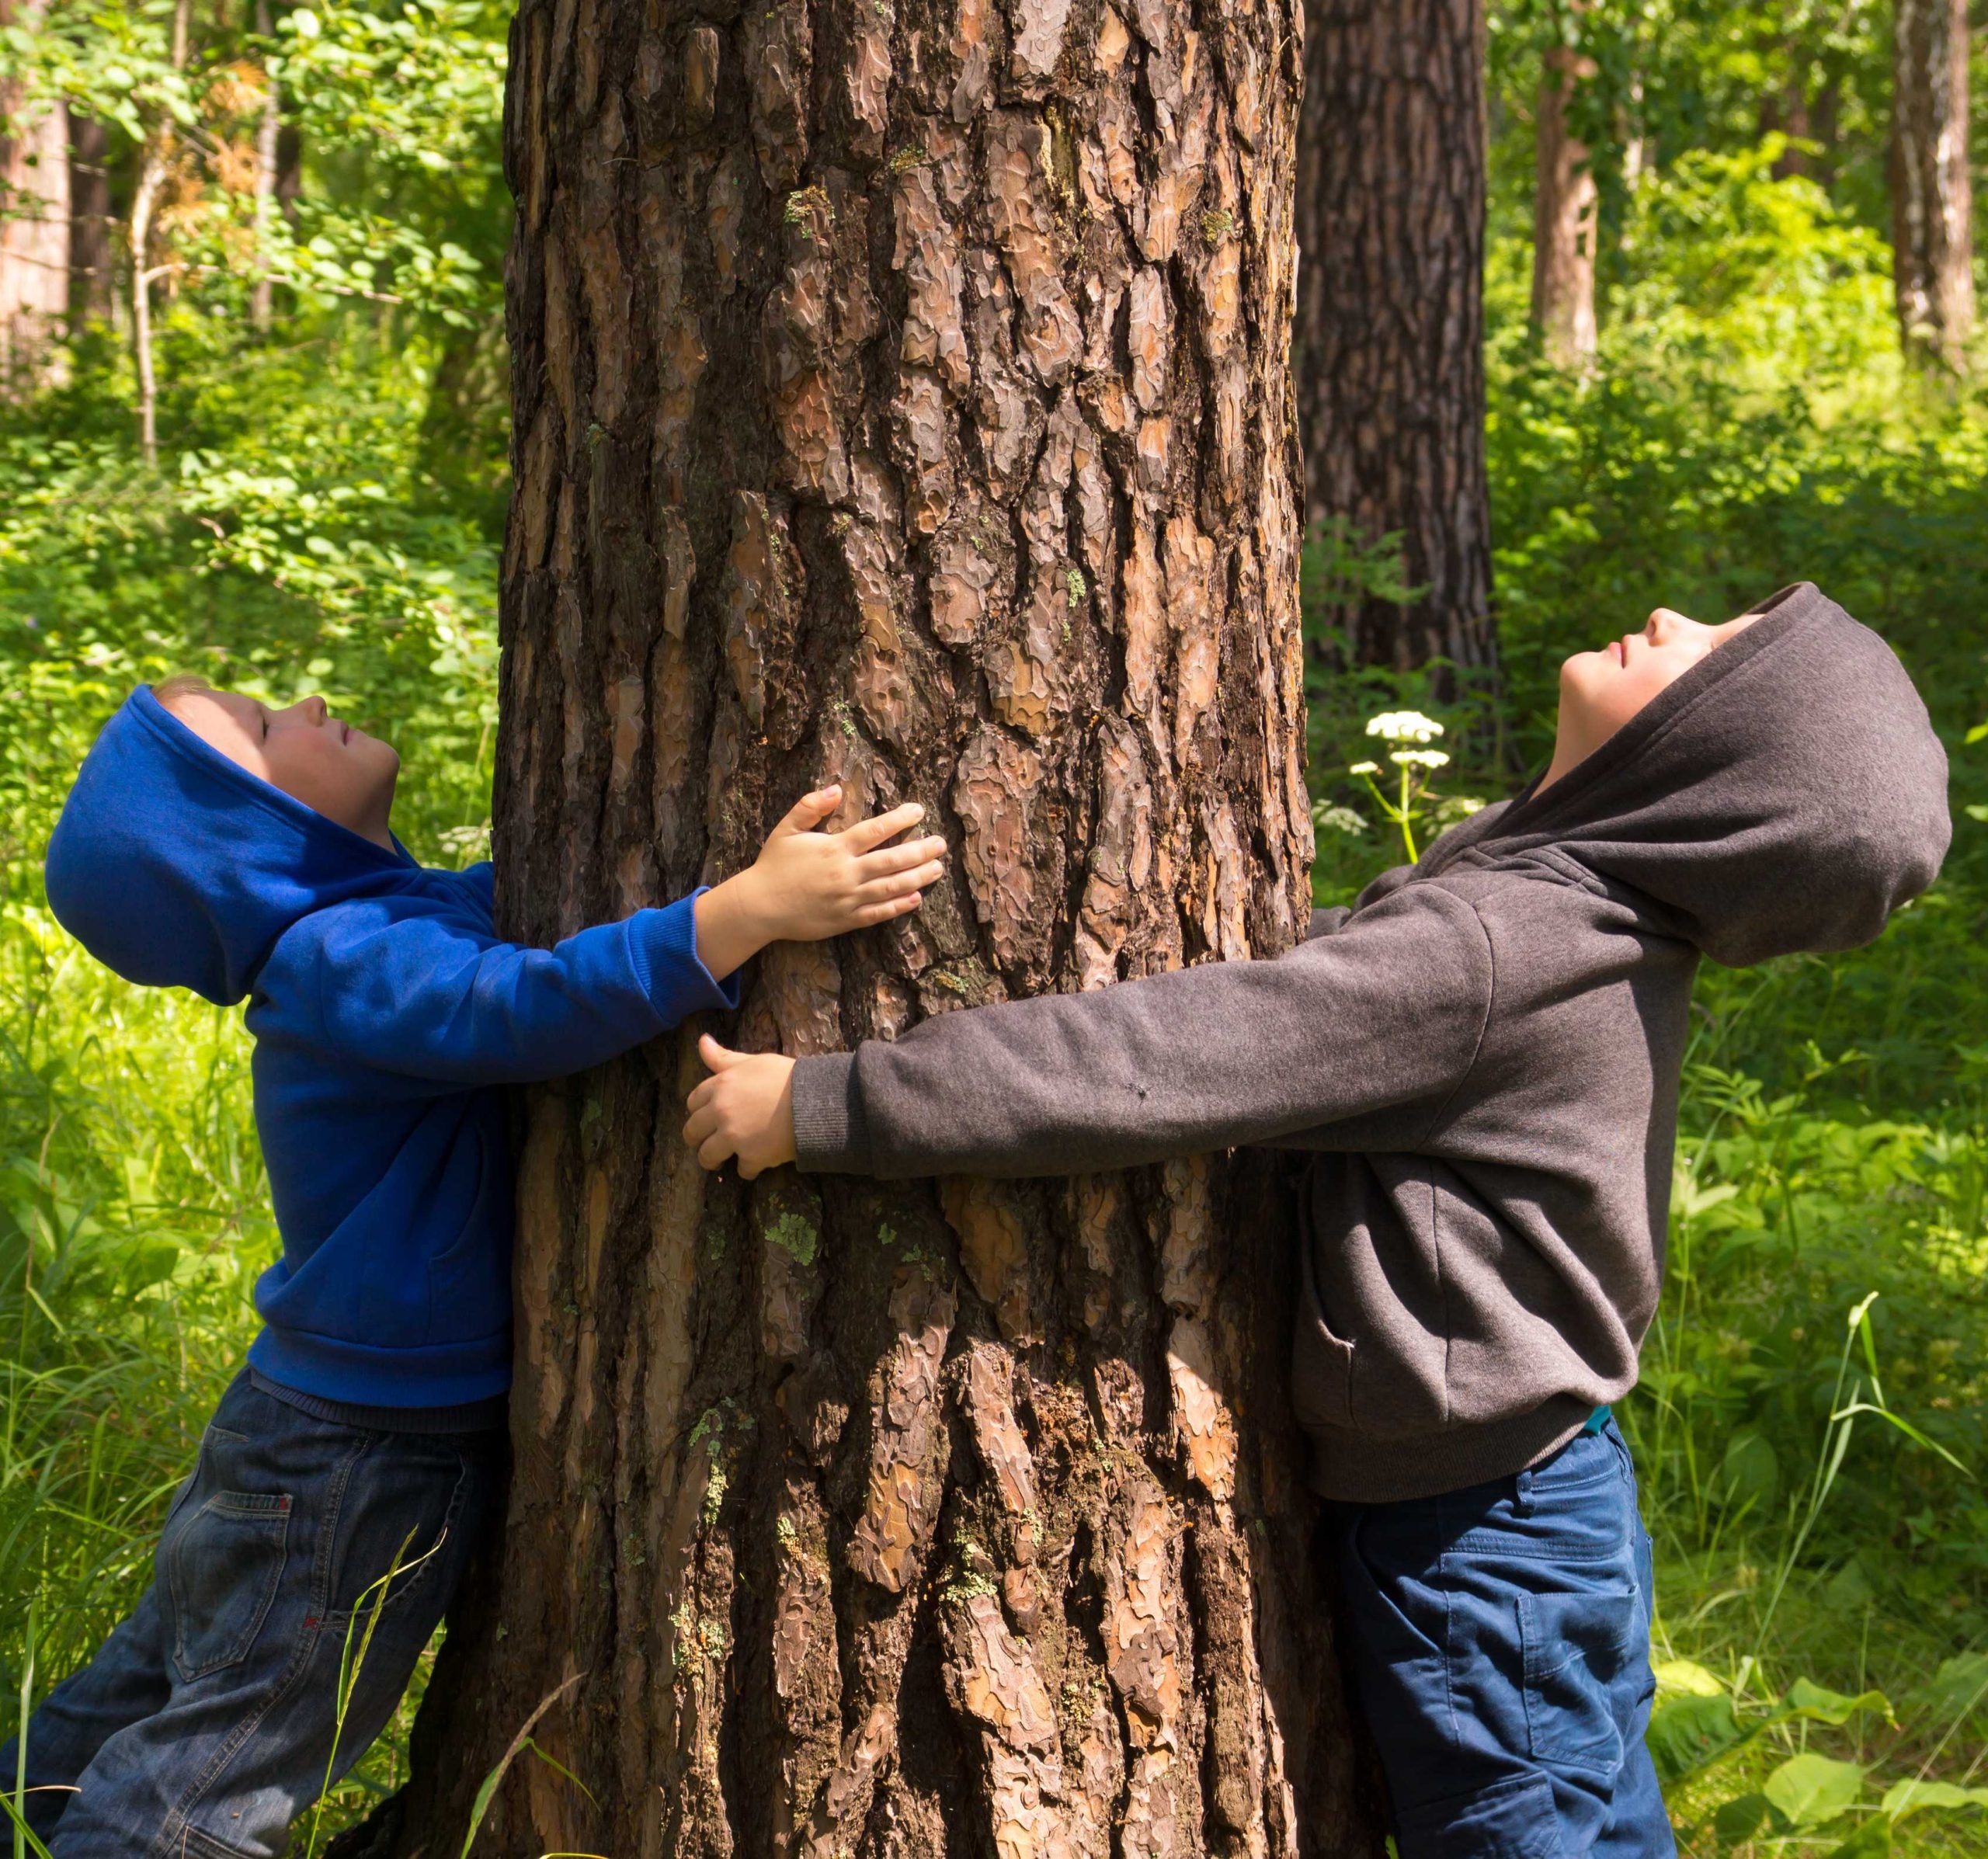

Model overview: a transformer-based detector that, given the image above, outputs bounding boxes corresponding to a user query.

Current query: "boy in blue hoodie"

[7,676,946,1857]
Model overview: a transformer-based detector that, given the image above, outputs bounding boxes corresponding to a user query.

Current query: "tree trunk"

[1890,0,1973,370]
[1295,0,1495,679]
[251,0,280,332]
[1531,34,1597,370]
[0,0,70,389]
[129,148,163,462]
[1762,43,1812,182]
[276,122,302,221]
[378,0,1388,1853]
[66,112,113,330]
[129,0,189,463]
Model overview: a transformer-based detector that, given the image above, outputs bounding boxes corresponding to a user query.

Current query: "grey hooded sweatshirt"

[789,584,1951,1502]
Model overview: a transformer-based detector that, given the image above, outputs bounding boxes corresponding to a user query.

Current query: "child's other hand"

[693,785,947,979]
[683,1035,797,1176]
[751,785,947,942]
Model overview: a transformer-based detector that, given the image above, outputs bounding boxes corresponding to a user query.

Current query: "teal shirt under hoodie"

[43,687,739,1414]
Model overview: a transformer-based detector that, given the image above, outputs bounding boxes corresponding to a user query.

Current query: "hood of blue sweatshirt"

[44,686,422,1005]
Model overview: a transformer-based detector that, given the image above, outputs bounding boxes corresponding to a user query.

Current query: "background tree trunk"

[65,112,113,331]
[380,0,1388,1852]
[1531,30,1597,369]
[250,0,280,332]
[1295,0,1494,678]
[1889,0,1973,370]
[0,0,71,389]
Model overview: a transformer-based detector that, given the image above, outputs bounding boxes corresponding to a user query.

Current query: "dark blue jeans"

[1326,1417,1674,1857]
[2,1372,501,1857]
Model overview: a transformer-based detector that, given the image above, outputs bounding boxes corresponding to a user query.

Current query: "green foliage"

[0,0,508,1833]
[1307,26,1988,1847]
[0,0,1982,1847]
[0,352,500,885]
[0,904,268,1687]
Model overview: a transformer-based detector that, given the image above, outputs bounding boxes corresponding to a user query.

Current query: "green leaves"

[1763,1752,1868,1827]
[1647,1665,1891,1786]
[1648,1660,1988,1850]
[1648,1686,1746,1781]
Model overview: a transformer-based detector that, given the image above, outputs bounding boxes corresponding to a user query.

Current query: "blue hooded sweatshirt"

[44,687,739,1415]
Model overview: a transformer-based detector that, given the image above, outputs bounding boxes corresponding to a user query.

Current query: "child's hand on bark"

[683,1035,797,1176]
[692,785,946,980]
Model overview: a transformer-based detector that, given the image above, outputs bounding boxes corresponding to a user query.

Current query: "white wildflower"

[1311,802,1367,836]
[1348,759,1381,776]
[1389,748,1451,770]
[1366,709,1444,744]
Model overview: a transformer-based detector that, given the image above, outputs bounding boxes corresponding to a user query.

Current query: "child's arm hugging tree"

[279,786,947,1088]
[682,881,1493,1179]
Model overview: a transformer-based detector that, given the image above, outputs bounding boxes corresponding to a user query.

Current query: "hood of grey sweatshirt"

[789,583,1950,1501]
[1413,579,1949,968]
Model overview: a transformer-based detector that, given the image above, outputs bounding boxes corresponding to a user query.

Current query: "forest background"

[0,1,1985,1853]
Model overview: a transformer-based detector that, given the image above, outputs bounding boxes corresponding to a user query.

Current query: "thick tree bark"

[1890,0,1973,370]
[380,0,1388,1853]
[66,112,113,330]
[0,1,70,388]
[1295,0,1494,677]
[1530,33,1596,370]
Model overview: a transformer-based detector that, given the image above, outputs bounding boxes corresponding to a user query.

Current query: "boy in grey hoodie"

[682,583,1949,1854]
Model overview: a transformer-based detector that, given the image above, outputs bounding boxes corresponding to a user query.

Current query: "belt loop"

[1514,1466,1534,1518]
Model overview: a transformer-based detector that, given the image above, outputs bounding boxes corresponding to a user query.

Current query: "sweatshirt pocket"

[1290,1312,1355,1430]
[425,1139,509,1346]
[426,1227,509,1345]
[1291,1203,1354,1429]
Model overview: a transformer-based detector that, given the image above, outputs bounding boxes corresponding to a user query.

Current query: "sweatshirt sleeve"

[791,884,1493,1179]
[296,891,741,1086]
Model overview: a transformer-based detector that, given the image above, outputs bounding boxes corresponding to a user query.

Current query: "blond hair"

[152,672,213,710]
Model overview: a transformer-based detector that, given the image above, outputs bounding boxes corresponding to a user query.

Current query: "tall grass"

[0,906,263,1685]
[0,905,433,1839]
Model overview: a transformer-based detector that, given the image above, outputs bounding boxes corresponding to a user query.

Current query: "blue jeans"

[2,1372,501,1857]
[1326,1417,1674,1857]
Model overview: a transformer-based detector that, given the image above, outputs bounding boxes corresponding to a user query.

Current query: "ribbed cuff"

[790,1051,871,1173]
[627,890,742,1020]
[248,1367,507,1436]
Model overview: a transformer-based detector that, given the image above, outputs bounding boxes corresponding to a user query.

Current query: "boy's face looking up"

[159,683,401,850]
[1542,606,1760,792]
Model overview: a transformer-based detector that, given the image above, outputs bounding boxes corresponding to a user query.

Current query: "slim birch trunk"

[1530,27,1597,370]
[1890,0,1974,370]
[130,0,190,463]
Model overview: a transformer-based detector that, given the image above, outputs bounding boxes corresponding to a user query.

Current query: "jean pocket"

[1527,1430,1625,1496]
[165,1489,292,1682]
[1395,1770,1567,1858]
[1518,1586,1646,1776]
[323,1443,473,1628]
